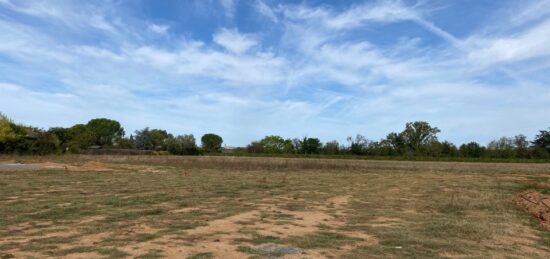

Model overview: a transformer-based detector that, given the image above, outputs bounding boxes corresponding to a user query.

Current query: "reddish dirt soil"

[515,190,550,230]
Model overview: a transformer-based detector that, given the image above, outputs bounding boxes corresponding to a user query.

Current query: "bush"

[166,135,199,155]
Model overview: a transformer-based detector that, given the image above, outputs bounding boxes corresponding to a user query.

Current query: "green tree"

[67,124,95,150]
[246,141,264,153]
[300,137,321,154]
[0,113,18,142]
[201,133,223,153]
[323,140,340,154]
[115,135,136,149]
[86,118,125,146]
[259,135,294,154]
[166,134,199,155]
[513,134,530,158]
[459,142,484,158]
[401,121,440,153]
[487,137,514,158]
[440,141,458,156]
[533,129,550,152]
[48,127,72,151]
[134,128,171,150]
[384,132,406,155]
[347,134,369,155]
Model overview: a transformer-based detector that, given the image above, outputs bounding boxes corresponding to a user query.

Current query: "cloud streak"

[0,0,549,146]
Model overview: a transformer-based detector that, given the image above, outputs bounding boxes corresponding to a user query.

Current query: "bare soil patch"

[515,190,550,230]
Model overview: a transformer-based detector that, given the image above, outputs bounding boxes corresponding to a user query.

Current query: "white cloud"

[147,23,169,34]
[255,0,278,23]
[220,0,238,18]
[213,28,258,54]
[325,0,417,29]
[0,0,549,145]
[510,0,550,26]
[466,19,550,67]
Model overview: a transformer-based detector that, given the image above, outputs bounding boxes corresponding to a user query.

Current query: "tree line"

[1,113,549,159]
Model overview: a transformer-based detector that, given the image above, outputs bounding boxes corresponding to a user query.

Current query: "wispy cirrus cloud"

[0,0,549,145]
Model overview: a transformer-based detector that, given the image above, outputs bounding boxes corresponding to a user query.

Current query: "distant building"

[222,146,240,153]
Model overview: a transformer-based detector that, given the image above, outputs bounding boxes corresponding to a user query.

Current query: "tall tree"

[323,140,340,154]
[201,133,223,153]
[300,137,321,154]
[86,118,125,146]
[347,134,369,155]
[513,134,530,158]
[0,113,18,142]
[401,121,440,153]
[384,132,406,155]
[166,134,199,155]
[533,129,550,152]
[259,135,287,153]
[67,124,95,150]
[134,128,171,150]
[459,142,484,158]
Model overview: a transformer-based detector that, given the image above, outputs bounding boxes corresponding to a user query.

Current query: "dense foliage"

[201,133,223,153]
[0,113,549,159]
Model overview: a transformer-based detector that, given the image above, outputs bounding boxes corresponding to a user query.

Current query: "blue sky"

[0,0,549,146]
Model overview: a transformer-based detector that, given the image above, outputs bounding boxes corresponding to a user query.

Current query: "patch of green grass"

[136,249,164,259]
[236,246,285,258]
[103,208,163,222]
[55,246,96,256]
[28,206,96,221]
[186,252,214,259]
[54,246,128,258]
[526,176,549,183]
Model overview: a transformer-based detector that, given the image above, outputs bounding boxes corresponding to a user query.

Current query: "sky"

[0,0,549,146]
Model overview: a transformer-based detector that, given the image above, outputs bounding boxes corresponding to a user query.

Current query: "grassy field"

[1,155,550,258]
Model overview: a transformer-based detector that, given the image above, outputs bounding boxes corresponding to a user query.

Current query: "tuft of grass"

[186,252,214,259]
[237,245,285,258]
[136,249,164,259]
[103,208,163,222]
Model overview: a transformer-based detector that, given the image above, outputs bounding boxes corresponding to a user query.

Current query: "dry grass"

[1,155,550,258]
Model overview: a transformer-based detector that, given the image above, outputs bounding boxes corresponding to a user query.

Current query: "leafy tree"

[201,133,223,153]
[383,132,406,155]
[258,135,294,154]
[487,137,514,158]
[28,129,61,155]
[300,137,321,154]
[531,146,550,159]
[48,127,72,151]
[440,141,458,156]
[67,124,95,150]
[533,129,550,152]
[115,135,136,149]
[401,121,440,153]
[134,128,171,150]
[424,140,443,157]
[166,135,199,155]
[323,140,340,155]
[0,113,19,143]
[246,141,264,153]
[86,118,125,146]
[347,134,369,155]
[513,134,530,158]
[459,142,485,158]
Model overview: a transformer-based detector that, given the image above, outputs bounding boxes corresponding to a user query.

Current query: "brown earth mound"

[80,161,109,170]
[515,190,550,230]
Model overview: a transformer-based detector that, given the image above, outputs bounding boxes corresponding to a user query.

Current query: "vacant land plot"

[1,155,550,258]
